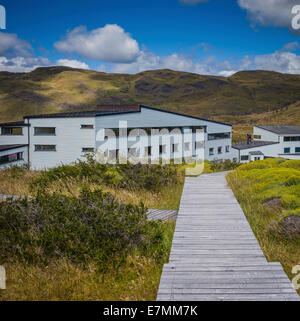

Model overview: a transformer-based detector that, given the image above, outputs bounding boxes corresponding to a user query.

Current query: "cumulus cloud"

[54,24,140,63]
[111,50,236,76]
[254,51,300,74]
[0,56,51,72]
[238,0,299,32]
[218,70,237,77]
[0,32,33,57]
[56,59,89,69]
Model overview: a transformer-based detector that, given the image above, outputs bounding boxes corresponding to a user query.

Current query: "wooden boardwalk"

[147,209,178,221]
[157,172,300,301]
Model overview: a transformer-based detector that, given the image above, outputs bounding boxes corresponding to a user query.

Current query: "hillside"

[0,67,300,124]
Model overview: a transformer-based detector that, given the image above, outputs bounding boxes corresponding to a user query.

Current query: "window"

[35,145,56,152]
[82,148,94,153]
[241,155,249,161]
[295,147,300,153]
[128,148,137,157]
[254,157,260,161]
[159,145,166,154]
[284,136,300,141]
[1,127,23,135]
[233,158,237,162]
[254,135,261,139]
[0,152,23,165]
[184,142,190,151]
[191,126,205,133]
[145,146,152,156]
[284,147,290,154]
[172,144,179,153]
[195,141,204,149]
[208,132,231,140]
[218,147,222,154]
[81,124,94,129]
[209,148,214,156]
[225,145,230,153]
[34,127,55,136]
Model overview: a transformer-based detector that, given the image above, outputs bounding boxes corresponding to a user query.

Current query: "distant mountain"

[0,67,300,123]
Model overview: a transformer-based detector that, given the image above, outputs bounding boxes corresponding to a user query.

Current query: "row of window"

[34,145,95,152]
[284,147,300,154]
[283,136,300,142]
[207,132,231,141]
[1,126,212,137]
[0,152,23,165]
[209,146,230,156]
[33,142,205,154]
[0,125,94,136]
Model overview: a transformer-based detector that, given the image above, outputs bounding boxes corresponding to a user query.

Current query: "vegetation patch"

[0,160,182,300]
[227,158,300,296]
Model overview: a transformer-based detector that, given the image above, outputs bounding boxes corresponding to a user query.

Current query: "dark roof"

[0,144,28,152]
[256,126,300,135]
[249,151,264,155]
[24,105,141,119]
[232,140,278,150]
[23,104,232,127]
[0,121,29,127]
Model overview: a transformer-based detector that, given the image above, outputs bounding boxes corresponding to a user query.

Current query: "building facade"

[232,125,300,163]
[0,105,234,170]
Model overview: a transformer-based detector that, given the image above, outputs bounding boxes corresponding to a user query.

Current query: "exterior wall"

[0,125,29,145]
[253,127,279,142]
[0,146,28,169]
[28,117,95,170]
[234,143,283,163]
[95,107,234,162]
[278,134,300,156]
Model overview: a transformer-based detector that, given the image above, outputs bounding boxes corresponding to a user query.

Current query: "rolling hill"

[0,67,300,127]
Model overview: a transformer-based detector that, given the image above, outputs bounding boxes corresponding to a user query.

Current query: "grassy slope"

[1,67,300,126]
[213,100,300,142]
[226,159,300,296]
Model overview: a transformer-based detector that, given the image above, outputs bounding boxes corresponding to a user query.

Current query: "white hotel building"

[232,126,300,163]
[0,105,234,170]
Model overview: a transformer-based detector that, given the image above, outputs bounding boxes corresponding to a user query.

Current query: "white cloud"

[253,51,300,74]
[218,70,236,77]
[56,59,89,70]
[111,50,236,75]
[238,0,298,31]
[0,32,33,57]
[0,56,51,72]
[54,24,140,63]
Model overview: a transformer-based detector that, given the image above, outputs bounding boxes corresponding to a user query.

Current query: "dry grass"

[0,168,184,210]
[0,253,170,301]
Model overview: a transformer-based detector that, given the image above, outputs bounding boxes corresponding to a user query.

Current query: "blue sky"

[0,0,300,75]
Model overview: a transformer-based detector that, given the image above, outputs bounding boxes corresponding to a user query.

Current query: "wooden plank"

[156,171,300,301]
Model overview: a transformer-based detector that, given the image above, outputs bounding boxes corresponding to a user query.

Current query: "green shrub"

[208,159,240,172]
[30,155,180,193]
[0,187,167,272]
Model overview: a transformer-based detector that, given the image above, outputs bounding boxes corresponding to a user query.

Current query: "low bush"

[207,159,240,172]
[0,187,169,273]
[30,155,180,193]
